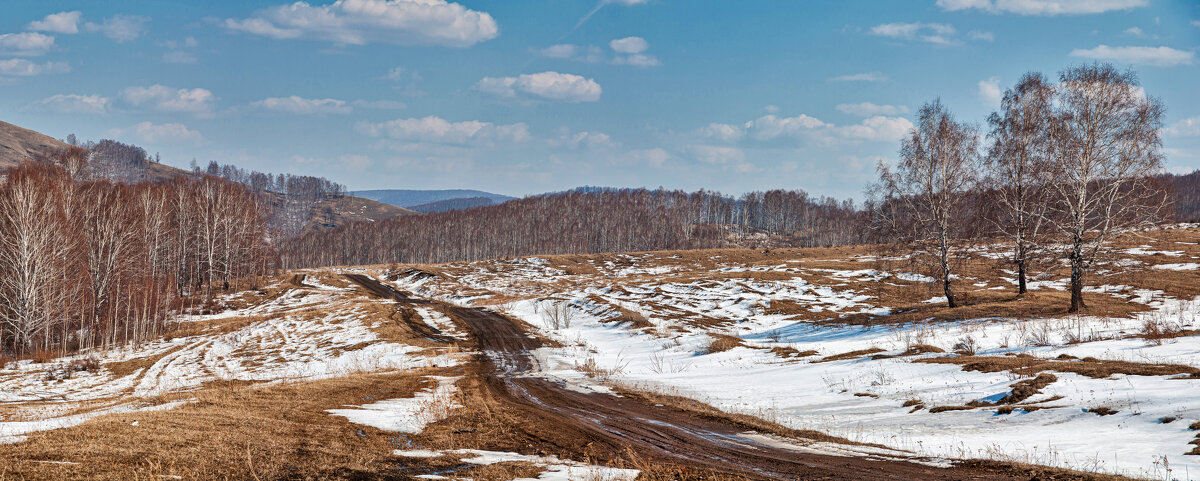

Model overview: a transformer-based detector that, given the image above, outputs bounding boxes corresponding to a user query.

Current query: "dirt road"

[350,274,1100,480]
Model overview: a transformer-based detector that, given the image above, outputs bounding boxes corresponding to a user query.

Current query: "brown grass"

[0,370,440,480]
[705,334,744,354]
[817,347,886,363]
[917,353,1200,379]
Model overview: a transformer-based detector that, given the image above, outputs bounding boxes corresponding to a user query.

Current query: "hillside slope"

[0,120,70,168]
[1,119,412,233]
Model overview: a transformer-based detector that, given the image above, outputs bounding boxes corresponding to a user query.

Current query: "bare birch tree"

[1045,63,1167,312]
[984,72,1055,295]
[875,100,981,308]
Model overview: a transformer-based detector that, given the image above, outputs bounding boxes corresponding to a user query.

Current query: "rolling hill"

[352,189,516,210]
[0,119,412,233]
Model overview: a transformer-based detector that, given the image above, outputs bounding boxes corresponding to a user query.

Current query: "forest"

[0,148,272,358]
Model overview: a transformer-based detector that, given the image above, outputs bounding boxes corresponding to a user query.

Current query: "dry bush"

[705,334,744,354]
[1088,406,1119,416]
[1140,316,1183,345]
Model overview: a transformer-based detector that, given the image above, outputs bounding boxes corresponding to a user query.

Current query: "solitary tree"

[1045,63,1167,312]
[984,72,1055,295]
[875,100,981,308]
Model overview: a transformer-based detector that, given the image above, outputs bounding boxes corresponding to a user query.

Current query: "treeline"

[0,150,272,357]
[278,188,866,267]
[197,160,347,236]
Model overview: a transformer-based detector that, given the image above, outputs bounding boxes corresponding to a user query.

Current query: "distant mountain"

[352,189,516,209]
[409,196,497,213]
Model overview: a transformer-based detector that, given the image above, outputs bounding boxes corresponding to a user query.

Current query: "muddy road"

[350,274,1093,480]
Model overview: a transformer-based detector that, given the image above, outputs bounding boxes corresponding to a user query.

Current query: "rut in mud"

[348,274,1094,480]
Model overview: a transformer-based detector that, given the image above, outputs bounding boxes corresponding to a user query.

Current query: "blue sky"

[1,0,1198,200]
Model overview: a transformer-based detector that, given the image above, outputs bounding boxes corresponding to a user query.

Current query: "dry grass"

[704,334,744,354]
[0,370,441,480]
[816,347,886,363]
[918,353,1200,379]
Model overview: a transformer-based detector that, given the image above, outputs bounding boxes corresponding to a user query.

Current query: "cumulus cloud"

[610,36,648,54]
[27,93,109,114]
[85,14,149,42]
[689,145,745,165]
[701,123,744,142]
[539,44,578,59]
[1166,117,1200,137]
[836,102,908,116]
[358,116,529,145]
[224,0,499,48]
[968,30,995,41]
[625,148,670,167]
[937,0,1147,15]
[551,128,614,149]
[744,114,826,140]
[28,11,83,34]
[250,96,351,114]
[834,116,913,142]
[978,77,1003,107]
[110,122,204,145]
[477,71,601,103]
[1070,45,1194,67]
[829,72,889,82]
[0,59,69,76]
[0,32,56,56]
[121,85,216,113]
[870,22,958,45]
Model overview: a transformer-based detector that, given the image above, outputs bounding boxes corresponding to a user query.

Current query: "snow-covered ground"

[390,235,1200,480]
[0,275,458,444]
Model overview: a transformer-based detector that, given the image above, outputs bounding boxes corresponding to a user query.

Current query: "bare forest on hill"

[0,150,273,358]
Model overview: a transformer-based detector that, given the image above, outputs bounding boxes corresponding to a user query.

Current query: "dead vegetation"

[917,353,1200,379]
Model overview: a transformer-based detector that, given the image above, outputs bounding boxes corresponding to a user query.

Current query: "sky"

[1,0,1198,200]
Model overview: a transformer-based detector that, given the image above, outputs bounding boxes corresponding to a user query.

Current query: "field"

[0,227,1197,479]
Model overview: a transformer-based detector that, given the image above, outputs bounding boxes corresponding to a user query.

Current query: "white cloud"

[121,85,216,113]
[224,0,499,48]
[1124,26,1145,37]
[610,36,648,54]
[701,123,744,142]
[978,77,1003,107]
[744,114,826,140]
[612,53,659,67]
[1070,45,1194,67]
[937,0,1147,15]
[968,30,995,41]
[552,128,614,149]
[0,59,69,76]
[625,148,670,167]
[28,11,83,34]
[0,33,56,56]
[606,0,649,4]
[85,15,149,43]
[359,116,530,144]
[836,102,908,116]
[27,94,109,114]
[477,71,601,103]
[539,44,578,59]
[834,116,914,142]
[1166,116,1200,137]
[1193,20,1200,28]
[250,96,351,114]
[764,105,780,113]
[689,145,745,165]
[869,22,957,45]
[110,122,204,145]
[829,72,889,82]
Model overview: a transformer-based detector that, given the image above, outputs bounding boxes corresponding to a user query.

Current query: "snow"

[327,376,459,433]
[399,246,1200,480]
[1154,263,1200,271]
